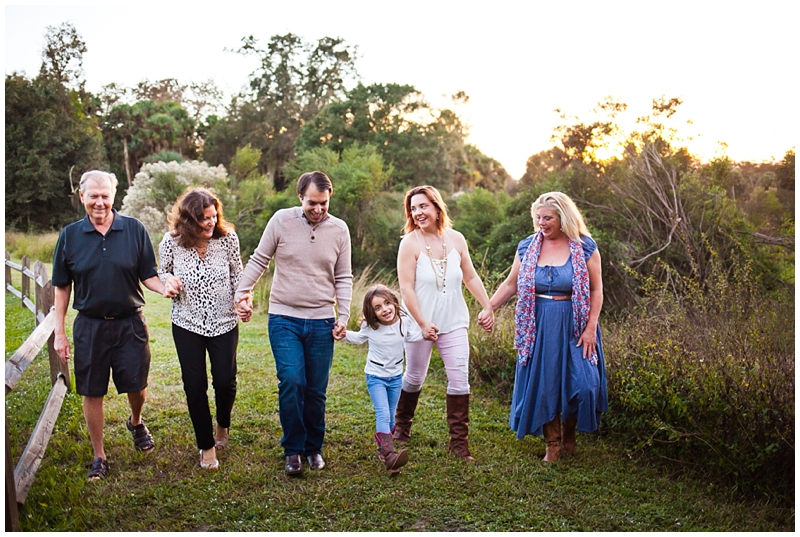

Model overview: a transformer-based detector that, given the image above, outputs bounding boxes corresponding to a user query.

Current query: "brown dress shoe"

[285,454,302,476]
[306,453,325,470]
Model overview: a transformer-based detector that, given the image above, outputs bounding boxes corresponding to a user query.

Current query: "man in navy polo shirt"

[52,170,176,481]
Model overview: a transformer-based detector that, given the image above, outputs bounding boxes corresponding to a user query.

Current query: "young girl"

[336,284,422,476]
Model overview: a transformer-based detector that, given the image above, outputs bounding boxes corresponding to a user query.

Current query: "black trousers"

[172,324,238,450]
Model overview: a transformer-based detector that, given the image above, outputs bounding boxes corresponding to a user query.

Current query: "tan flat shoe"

[214,426,229,450]
[200,449,219,471]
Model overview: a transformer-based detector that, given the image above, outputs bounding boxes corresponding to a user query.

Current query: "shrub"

[604,242,794,500]
[120,160,228,235]
[468,303,517,399]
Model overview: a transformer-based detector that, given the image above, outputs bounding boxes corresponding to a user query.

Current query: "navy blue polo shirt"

[52,210,159,318]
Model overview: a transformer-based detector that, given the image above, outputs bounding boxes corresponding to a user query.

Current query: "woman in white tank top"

[393,185,494,462]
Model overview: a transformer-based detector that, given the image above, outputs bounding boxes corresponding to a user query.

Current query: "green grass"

[4,290,794,531]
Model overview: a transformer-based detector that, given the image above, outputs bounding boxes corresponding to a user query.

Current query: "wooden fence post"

[34,262,70,389]
[20,257,30,309]
[5,251,11,292]
[5,422,21,531]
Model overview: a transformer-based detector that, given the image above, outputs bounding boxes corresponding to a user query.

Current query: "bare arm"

[488,252,522,311]
[577,249,603,359]
[454,231,494,332]
[142,275,167,296]
[54,285,72,364]
[397,235,438,340]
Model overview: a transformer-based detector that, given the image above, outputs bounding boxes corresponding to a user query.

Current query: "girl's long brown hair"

[362,284,407,332]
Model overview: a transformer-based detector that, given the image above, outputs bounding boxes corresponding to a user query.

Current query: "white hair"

[80,170,118,193]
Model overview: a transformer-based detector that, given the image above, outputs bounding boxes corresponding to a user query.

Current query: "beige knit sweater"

[235,207,352,323]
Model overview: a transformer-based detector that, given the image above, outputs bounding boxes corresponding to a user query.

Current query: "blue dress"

[509,235,608,438]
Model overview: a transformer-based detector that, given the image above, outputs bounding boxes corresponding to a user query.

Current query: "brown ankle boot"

[561,417,577,455]
[542,418,562,462]
[446,393,476,462]
[392,389,421,444]
[375,432,408,477]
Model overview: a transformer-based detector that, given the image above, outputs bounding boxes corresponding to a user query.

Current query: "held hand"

[577,327,597,359]
[54,333,71,364]
[332,321,346,340]
[421,321,439,341]
[477,309,494,333]
[163,275,183,298]
[235,294,253,323]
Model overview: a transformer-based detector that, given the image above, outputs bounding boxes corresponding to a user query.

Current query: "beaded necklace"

[421,230,448,292]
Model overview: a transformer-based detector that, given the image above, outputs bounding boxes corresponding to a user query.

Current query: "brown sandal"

[127,417,155,453]
[87,457,109,481]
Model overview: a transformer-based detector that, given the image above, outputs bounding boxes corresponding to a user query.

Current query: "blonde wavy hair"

[531,191,591,241]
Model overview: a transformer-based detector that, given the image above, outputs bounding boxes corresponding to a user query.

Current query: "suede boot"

[392,389,421,444]
[561,416,577,455]
[542,417,562,462]
[446,393,476,462]
[375,432,408,477]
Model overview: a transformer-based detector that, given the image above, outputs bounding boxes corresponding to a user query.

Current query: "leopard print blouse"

[158,231,243,337]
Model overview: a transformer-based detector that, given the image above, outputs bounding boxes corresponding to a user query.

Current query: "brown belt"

[535,294,571,301]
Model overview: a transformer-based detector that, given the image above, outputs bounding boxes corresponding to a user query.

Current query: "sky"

[4,2,797,179]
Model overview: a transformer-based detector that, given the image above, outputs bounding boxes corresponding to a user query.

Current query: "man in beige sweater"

[235,171,352,476]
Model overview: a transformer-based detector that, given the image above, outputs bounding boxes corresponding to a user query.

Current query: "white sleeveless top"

[404,230,471,335]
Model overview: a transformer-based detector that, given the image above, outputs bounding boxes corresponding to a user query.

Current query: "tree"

[776,149,795,191]
[204,34,358,191]
[5,73,106,229]
[132,78,186,104]
[102,99,196,186]
[451,187,508,259]
[39,22,87,88]
[297,83,484,191]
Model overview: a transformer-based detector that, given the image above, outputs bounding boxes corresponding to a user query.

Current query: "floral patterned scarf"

[514,231,597,366]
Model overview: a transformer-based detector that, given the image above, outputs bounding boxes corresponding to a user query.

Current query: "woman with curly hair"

[159,187,243,471]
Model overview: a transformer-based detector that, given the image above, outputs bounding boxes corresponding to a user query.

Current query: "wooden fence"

[5,252,71,532]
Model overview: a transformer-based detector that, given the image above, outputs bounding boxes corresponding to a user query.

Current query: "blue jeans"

[268,314,335,456]
[366,374,402,434]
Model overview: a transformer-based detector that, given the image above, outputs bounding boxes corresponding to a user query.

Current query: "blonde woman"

[482,191,608,462]
[393,185,494,462]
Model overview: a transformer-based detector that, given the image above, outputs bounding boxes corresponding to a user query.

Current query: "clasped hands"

[235,294,253,323]
[331,321,347,341]
[163,275,183,298]
[477,309,494,333]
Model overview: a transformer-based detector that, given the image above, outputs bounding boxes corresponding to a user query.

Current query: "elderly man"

[53,170,175,481]
[235,171,352,476]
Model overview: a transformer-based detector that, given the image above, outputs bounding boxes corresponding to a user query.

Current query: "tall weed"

[466,253,517,397]
[5,231,59,262]
[604,241,794,501]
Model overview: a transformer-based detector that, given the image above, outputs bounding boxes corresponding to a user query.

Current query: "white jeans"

[403,328,470,395]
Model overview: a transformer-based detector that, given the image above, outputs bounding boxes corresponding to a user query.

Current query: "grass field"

[4,286,794,531]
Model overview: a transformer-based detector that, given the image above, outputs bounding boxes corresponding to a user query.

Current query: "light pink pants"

[403,328,470,395]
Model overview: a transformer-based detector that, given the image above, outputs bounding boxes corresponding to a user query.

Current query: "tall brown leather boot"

[561,416,577,455]
[446,393,476,462]
[392,389,421,444]
[542,417,562,462]
[375,432,408,477]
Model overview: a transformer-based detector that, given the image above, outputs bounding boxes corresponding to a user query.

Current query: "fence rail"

[4,251,71,532]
